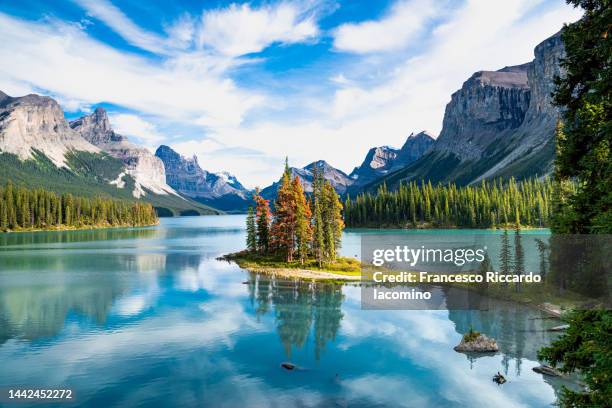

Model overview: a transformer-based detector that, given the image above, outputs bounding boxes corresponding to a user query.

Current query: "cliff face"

[365,31,564,191]
[433,64,531,160]
[155,145,249,211]
[71,108,176,198]
[0,92,99,167]
[475,32,564,181]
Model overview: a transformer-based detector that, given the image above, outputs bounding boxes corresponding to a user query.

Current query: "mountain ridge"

[362,31,564,192]
[155,145,251,212]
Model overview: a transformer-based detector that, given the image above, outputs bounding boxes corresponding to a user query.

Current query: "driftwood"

[533,365,562,377]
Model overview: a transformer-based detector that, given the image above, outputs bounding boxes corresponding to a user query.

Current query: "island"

[221,161,362,281]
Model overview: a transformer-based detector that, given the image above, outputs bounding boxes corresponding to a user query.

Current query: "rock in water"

[533,365,561,377]
[281,362,296,371]
[493,372,507,385]
[454,332,499,352]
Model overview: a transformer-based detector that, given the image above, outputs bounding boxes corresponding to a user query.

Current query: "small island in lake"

[222,161,361,281]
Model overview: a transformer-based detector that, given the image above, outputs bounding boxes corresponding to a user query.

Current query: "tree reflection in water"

[246,272,344,360]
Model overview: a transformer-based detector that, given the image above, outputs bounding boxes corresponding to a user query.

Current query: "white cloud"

[197,2,319,57]
[330,73,351,85]
[109,113,164,145]
[0,0,583,188]
[333,0,443,54]
[73,0,169,54]
[0,13,262,128]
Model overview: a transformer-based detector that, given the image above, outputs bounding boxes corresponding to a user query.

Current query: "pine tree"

[311,166,326,266]
[246,206,257,252]
[253,190,271,254]
[321,181,344,262]
[271,162,297,261]
[293,176,312,264]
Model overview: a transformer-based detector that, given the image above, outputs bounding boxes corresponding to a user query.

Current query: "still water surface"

[0,216,575,407]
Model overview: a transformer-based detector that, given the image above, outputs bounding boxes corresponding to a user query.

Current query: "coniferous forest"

[344,178,554,228]
[0,182,158,231]
[246,162,345,265]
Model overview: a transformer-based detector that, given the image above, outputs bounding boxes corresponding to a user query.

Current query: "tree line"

[344,177,553,228]
[0,182,158,231]
[246,161,344,265]
[536,2,611,406]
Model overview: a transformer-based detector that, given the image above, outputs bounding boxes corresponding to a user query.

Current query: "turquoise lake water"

[0,216,577,407]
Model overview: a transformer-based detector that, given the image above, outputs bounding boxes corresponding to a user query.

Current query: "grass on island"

[462,327,481,343]
[221,250,362,276]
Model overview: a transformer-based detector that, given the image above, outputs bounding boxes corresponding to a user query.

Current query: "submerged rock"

[493,372,507,385]
[533,365,562,377]
[454,330,499,352]
[281,362,297,371]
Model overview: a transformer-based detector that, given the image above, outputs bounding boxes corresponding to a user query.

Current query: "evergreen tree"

[293,176,312,264]
[321,181,344,262]
[311,166,326,266]
[551,0,611,234]
[271,162,297,260]
[539,4,612,406]
[246,206,257,252]
[253,190,271,254]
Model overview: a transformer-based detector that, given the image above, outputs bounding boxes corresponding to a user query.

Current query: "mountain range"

[0,30,563,214]
[0,94,217,216]
[362,31,564,192]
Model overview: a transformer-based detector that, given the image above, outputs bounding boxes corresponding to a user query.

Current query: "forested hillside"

[344,178,553,228]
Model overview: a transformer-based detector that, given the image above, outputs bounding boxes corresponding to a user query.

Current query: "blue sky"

[0,0,582,187]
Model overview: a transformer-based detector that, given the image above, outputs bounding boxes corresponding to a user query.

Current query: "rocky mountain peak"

[348,131,433,187]
[0,90,10,105]
[70,107,125,145]
[155,145,250,210]
[70,108,175,198]
[304,160,335,173]
[396,131,436,164]
[0,90,98,167]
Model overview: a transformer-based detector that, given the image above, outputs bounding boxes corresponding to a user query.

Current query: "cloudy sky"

[0,0,582,187]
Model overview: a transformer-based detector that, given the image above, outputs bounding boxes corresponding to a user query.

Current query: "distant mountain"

[0,91,100,166]
[70,108,175,198]
[155,145,251,211]
[349,131,434,187]
[0,91,218,216]
[261,160,352,200]
[364,31,564,191]
[260,133,433,200]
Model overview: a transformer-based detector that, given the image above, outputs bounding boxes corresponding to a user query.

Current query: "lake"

[0,216,576,407]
